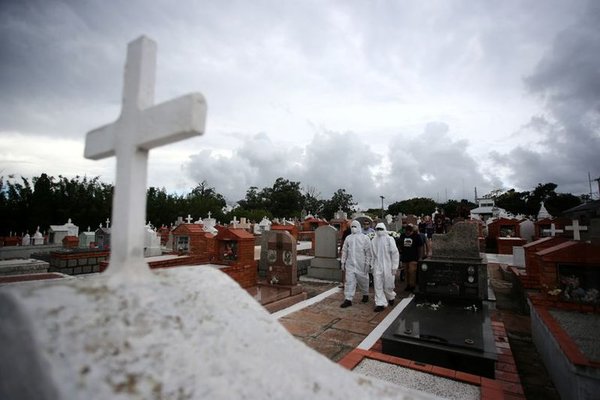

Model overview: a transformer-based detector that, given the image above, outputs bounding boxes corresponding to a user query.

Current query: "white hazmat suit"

[371,222,400,308]
[341,220,372,302]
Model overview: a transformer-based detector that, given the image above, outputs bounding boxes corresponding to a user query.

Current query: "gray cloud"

[386,122,499,202]
[494,1,600,194]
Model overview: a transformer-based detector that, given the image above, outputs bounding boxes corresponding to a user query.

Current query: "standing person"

[340,220,372,308]
[424,215,434,257]
[362,220,375,235]
[399,224,424,292]
[371,222,400,312]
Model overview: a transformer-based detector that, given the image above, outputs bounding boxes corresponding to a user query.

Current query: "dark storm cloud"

[494,1,600,194]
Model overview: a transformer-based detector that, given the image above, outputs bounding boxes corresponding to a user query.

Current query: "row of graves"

[501,200,600,399]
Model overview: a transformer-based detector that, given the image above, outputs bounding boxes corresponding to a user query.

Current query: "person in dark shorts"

[398,224,423,291]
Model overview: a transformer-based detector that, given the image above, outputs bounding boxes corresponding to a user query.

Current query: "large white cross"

[84,36,207,279]
[565,219,588,241]
[542,223,564,237]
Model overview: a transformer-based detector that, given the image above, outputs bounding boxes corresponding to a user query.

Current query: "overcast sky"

[1,0,599,210]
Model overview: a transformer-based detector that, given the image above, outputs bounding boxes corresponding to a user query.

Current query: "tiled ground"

[279,279,407,361]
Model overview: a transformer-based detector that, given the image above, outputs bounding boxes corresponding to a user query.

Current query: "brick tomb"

[213,227,256,289]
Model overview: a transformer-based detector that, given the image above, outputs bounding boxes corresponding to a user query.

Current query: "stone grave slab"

[381,298,497,378]
[307,225,342,281]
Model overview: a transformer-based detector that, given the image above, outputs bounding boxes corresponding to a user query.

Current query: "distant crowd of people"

[339,216,449,312]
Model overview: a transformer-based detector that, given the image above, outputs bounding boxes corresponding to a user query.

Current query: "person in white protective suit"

[371,222,400,312]
[340,220,372,308]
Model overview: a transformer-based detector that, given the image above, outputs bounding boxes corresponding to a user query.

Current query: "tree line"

[0,173,583,237]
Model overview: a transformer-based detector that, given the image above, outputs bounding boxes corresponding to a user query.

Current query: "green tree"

[237,186,268,210]
[439,199,477,220]
[388,197,436,217]
[147,187,181,227]
[546,193,582,216]
[321,189,356,220]
[185,181,226,221]
[495,189,528,216]
[267,177,303,218]
[302,185,324,216]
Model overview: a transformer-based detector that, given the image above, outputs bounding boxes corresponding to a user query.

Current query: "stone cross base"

[307,258,343,281]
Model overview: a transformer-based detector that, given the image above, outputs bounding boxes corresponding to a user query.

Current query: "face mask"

[376,230,386,237]
[350,226,359,234]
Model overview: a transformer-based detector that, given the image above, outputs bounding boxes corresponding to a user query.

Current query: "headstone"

[144,224,162,257]
[385,214,393,225]
[513,246,525,268]
[334,208,347,220]
[78,227,96,248]
[542,223,564,237]
[519,219,535,242]
[21,233,30,246]
[258,231,278,278]
[565,219,588,241]
[49,218,79,244]
[265,231,297,286]
[253,217,272,234]
[202,214,218,234]
[32,227,44,245]
[307,225,342,281]
[238,217,251,230]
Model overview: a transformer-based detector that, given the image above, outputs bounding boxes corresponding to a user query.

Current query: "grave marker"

[565,219,588,241]
[542,223,564,237]
[84,36,206,279]
[266,230,297,286]
[307,225,342,281]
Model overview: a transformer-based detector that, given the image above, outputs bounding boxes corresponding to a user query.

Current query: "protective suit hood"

[375,222,387,237]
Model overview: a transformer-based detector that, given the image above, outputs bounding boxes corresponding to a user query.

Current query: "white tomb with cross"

[0,37,426,400]
[542,223,564,237]
[565,219,588,241]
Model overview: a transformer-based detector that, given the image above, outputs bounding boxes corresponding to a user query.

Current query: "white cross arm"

[138,92,206,150]
[84,92,206,160]
[84,123,116,160]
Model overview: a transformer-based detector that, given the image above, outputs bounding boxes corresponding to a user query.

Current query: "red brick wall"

[221,262,257,288]
[522,237,567,289]
[496,238,526,254]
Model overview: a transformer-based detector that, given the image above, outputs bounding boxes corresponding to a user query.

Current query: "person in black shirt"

[398,224,423,291]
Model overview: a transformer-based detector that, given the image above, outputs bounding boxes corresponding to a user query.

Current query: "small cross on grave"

[542,223,564,237]
[565,219,588,241]
[84,36,207,279]
[207,211,212,219]
[106,218,110,228]
[185,214,193,224]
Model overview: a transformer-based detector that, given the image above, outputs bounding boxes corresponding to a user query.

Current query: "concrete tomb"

[48,218,79,245]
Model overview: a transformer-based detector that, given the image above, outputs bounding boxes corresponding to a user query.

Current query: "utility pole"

[380,195,385,219]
